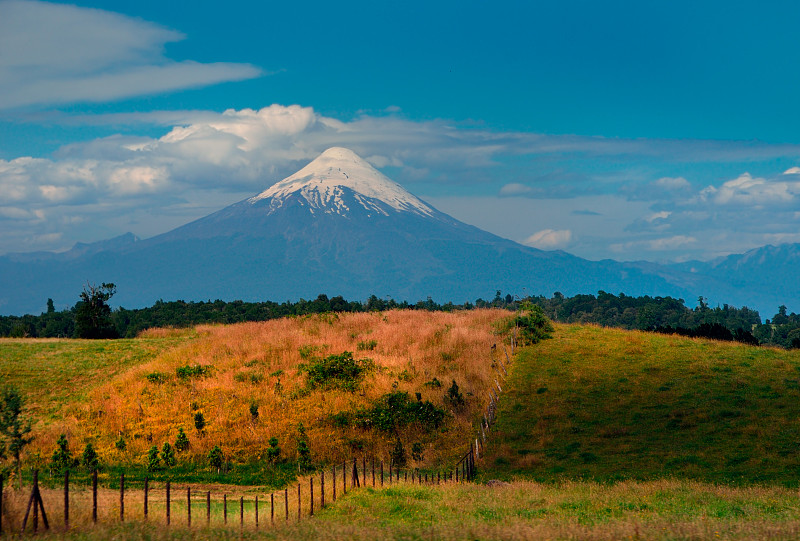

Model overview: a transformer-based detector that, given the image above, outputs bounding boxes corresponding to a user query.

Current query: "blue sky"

[2,0,800,262]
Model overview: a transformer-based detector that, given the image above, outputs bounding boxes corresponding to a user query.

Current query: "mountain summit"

[249,147,436,219]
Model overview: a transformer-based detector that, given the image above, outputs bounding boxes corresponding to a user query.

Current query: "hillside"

[8,309,509,481]
[482,324,800,485]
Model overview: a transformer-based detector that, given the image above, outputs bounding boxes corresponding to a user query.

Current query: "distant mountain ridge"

[0,148,797,316]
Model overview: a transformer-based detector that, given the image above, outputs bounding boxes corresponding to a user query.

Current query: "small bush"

[176,364,212,379]
[51,434,77,472]
[208,445,224,472]
[296,423,312,472]
[353,391,447,432]
[267,437,281,462]
[145,372,168,384]
[115,436,126,451]
[249,401,259,421]
[301,351,373,391]
[147,446,160,471]
[161,442,176,467]
[423,378,442,388]
[194,412,206,432]
[446,380,465,408]
[82,443,99,472]
[357,340,378,351]
[174,428,189,452]
[411,442,424,462]
[513,302,554,345]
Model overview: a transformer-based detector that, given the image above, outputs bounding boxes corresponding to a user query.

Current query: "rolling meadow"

[4,311,800,539]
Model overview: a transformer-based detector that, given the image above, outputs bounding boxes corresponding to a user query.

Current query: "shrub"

[115,436,126,451]
[446,380,465,408]
[51,434,77,472]
[411,442,424,462]
[301,351,373,391]
[194,412,206,432]
[513,301,554,345]
[423,378,442,388]
[357,340,378,351]
[176,364,212,379]
[266,437,281,462]
[174,428,189,452]
[249,401,259,421]
[82,443,99,472]
[353,391,447,432]
[147,446,160,471]
[145,372,168,384]
[296,423,312,472]
[161,442,176,468]
[208,445,224,473]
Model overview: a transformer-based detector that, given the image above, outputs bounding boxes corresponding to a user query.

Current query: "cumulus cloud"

[697,173,800,206]
[0,0,261,109]
[523,229,573,250]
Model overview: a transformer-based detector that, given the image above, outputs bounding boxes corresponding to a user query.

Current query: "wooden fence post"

[297,483,301,521]
[362,457,366,487]
[284,488,288,522]
[255,495,259,528]
[372,458,375,487]
[64,470,69,531]
[380,461,384,486]
[166,481,171,525]
[223,494,227,524]
[187,486,191,527]
[332,464,336,502]
[321,470,325,509]
[144,478,149,519]
[352,458,359,488]
[343,461,346,494]
[92,470,98,524]
[206,491,211,525]
[240,496,244,528]
[310,477,314,516]
[271,493,274,525]
[119,473,125,522]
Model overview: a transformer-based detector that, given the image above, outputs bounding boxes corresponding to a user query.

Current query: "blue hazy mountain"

[0,148,790,316]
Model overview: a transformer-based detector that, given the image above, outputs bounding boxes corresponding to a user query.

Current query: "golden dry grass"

[26,309,510,469]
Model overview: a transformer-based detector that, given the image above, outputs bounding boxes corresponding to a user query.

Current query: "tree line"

[2,287,800,348]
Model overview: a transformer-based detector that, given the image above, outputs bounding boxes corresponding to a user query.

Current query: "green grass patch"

[481,324,800,485]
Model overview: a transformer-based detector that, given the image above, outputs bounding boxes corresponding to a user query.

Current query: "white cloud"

[0,0,261,109]
[698,173,800,206]
[783,167,800,175]
[523,229,572,250]
[654,176,690,189]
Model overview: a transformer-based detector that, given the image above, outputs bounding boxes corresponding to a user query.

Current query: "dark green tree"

[411,442,424,462]
[174,428,190,452]
[208,445,224,473]
[82,442,99,472]
[46,298,55,314]
[161,442,176,467]
[249,401,259,422]
[266,437,281,462]
[514,301,554,345]
[296,423,311,472]
[446,380,465,408]
[147,446,160,471]
[74,283,119,339]
[51,434,77,472]
[0,387,33,485]
[194,411,206,433]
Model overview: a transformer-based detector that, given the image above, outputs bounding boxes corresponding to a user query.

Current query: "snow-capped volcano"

[249,147,435,218]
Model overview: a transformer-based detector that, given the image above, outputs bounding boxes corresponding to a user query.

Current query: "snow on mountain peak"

[249,147,435,218]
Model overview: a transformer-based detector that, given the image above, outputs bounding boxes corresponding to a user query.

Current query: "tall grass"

[10,480,800,540]
[22,310,510,474]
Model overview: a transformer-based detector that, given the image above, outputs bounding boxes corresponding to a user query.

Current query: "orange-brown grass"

[30,309,510,470]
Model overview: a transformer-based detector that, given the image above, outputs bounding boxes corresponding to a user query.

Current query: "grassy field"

[8,480,800,540]
[481,323,800,485]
